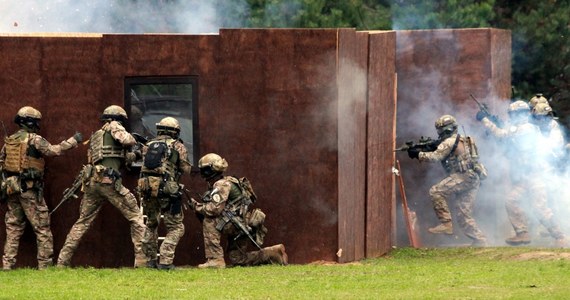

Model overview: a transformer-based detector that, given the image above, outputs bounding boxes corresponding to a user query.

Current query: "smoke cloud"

[0,0,250,34]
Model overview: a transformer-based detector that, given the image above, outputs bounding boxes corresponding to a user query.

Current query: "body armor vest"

[225,176,248,214]
[88,128,125,169]
[141,138,180,181]
[441,136,478,174]
[4,131,45,178]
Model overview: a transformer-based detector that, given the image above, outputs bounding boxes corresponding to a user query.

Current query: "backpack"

[144,141,169,170]
[239,177,257,203]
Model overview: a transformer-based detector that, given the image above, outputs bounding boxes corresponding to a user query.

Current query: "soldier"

[1,106,82,270]
[407,115,488,247]
[57,105,147,267]
[528,93,549,110]
[530,102,565,161]
[138,117,192,270]
[189,153,288,268]
[476,100,566,246]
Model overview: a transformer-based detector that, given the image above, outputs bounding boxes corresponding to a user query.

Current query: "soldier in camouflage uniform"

[1,106,82,270]
[189,153,288,268]
[138,117,192,270]
[477,100,566,246]
[408,115,488,247]
[57,105,147,267]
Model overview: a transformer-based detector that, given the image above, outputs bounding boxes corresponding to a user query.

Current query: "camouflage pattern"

[140,134,190,265]
[142,198,184,264]
[482,116,565,241]
[57,179,146,266]
[0,130,79,270]
[419,133,486,241]
[57,121,146,267]
[195,177,284,266]
[3,190,53,270]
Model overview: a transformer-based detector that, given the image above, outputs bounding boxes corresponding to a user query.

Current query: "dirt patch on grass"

[512,251,570,260]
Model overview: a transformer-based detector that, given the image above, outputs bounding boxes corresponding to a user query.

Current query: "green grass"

[2,247,570,299]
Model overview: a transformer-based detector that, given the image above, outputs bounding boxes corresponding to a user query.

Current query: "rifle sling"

[443,134,460,162]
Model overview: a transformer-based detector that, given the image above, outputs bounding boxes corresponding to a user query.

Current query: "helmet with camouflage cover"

[507,100,530,124]
[434,115,458,138]
[532,102,553,116]
[529,93,548,109]
[156,117,181,138]
[101,105,128,124]
[14,106,42,132]
[198,153,228,180]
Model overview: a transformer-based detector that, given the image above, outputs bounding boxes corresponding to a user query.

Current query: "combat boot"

[146,259,158,269]
[198,258,226,269]
[263,244,289,265]
[158,263,175,270]
[505,232,531,245]
[428,222,453,235]
[471,238,488,248]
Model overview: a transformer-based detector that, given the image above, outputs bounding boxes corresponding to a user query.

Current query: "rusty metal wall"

[366,31,397,258]
[0,29,396,267]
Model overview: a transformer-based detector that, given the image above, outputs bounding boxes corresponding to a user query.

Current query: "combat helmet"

[531,102,553,116]
[14,106,42,132]
[529,93,548,109]
[156,117,181,138]
[434,115,458,138]
[101,105,128,124]
[198,153,228,180]
[507,100,530,124]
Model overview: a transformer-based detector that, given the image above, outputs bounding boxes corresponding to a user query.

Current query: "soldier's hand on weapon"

[475,110,489,122]
[73,132,84,143]
[407,148,420,159]
[188,198,198,210]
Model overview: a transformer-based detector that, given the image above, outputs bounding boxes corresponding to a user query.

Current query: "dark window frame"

[124,76,199,165]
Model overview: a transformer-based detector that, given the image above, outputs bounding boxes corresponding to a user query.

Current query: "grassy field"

[1,247,570,299]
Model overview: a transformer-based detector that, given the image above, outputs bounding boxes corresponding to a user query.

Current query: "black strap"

[443,134,461,162]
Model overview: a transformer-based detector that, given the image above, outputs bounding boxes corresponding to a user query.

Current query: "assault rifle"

[394,136,440,153]
[50,168,84,215]
[220,209,262,250]
[470,94,503,127]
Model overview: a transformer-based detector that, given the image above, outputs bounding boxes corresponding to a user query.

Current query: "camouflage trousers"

[141,196,184,265]
[506,178,564,239]
[429,170,486,241]
[3,189,53,270]
[57,181,146,266]
[202,216,273,266]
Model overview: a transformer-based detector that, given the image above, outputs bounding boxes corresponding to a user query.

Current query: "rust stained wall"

[366,31,397,258]
[337,29,368,263]
[395,28,511,247]
[217,29,342,263]
[0,35,104,267]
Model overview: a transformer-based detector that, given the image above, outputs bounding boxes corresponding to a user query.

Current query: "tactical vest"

[441,136,478,174]
[224,176,255,215]
[4,130,45,178]
[88,127,125,169]
[140,138,180,180]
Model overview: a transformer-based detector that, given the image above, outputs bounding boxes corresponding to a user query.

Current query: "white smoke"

[0,0,250,34]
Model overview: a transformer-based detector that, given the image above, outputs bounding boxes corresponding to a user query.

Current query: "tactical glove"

[73,132,84,143]
[407,148,420,159]
[475,110,489,122]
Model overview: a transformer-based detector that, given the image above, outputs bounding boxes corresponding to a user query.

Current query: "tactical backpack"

[143,141,169,170]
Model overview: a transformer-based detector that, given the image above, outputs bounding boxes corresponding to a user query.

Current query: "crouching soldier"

[189,153,288,268]
[138,117,192,270]
[1,106,82,270]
